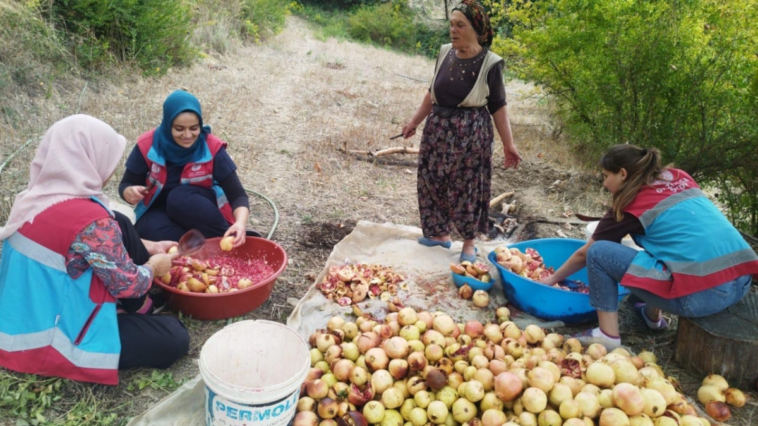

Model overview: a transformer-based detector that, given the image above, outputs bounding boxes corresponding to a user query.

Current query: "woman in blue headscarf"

[119,90,255,246]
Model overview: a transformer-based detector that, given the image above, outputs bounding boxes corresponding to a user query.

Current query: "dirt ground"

[1,17,755,425]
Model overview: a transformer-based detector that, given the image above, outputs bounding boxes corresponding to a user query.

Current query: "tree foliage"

[489,0,758,234]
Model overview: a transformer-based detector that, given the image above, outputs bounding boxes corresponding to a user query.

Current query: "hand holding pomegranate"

[123,185,148,205]
[536,275,558,286]
[223,221,246,248]
[146,253,175,277]
[145,240,177,255]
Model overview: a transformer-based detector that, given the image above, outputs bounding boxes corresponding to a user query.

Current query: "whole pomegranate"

[459,284,474,300]
[472,290,489,308]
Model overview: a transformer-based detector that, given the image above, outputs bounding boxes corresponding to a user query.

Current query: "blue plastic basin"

[452,272,494,292]
[488,238,630,324]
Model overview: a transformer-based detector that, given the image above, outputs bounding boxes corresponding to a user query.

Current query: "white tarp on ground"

[287,221,564,338]
[127,221,563,426]
[126,375,206,426]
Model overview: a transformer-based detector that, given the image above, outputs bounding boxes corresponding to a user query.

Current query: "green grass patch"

[0,1,78,92]
[241,0,292,43]
[295,1,447,58]
[295,4,350,41]
[126,370,185,393]
[0,368,187,425]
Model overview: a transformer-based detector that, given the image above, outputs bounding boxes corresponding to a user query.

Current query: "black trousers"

[113,212,190,370]
[135,186,232,242]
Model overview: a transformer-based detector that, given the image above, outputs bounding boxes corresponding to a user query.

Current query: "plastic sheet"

[287,221,564,338]
[126,376,205,426]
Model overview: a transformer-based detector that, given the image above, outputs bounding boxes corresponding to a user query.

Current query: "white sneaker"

[573,328,623,351]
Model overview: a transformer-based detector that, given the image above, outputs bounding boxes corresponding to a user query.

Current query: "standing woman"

[402,0,521,262]
[0,115,189,385]
[120,90,255,247]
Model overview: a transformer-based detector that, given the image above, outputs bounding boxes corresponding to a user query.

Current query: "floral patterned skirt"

[417,105,493,240]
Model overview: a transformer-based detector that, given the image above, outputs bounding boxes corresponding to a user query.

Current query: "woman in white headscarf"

[0,115,189,385]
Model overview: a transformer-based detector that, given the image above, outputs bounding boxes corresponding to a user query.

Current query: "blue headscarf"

[153,90,211,166]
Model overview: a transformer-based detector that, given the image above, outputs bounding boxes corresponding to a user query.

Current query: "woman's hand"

[147,253,176,277]
[145,240,177,255]
[401,121,418,139]
[224,222,246,248]
[124,185,148,205]
[537,275,559,286]
[492,106,520,169]
[402,92,433,139]
[503,144,522,169]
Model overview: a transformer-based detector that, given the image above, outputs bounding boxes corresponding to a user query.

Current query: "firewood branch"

[339,146,419,157]
[489,191,515,208]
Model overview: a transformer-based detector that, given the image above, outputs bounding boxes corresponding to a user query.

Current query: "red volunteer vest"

[135,130,234,224]
[0,199,121,385]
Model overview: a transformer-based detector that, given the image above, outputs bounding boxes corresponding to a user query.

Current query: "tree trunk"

[674,292,758,391]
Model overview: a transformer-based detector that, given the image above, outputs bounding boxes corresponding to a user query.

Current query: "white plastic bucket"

[200,320,310,426]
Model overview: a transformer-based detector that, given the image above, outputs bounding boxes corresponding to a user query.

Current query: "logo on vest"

[656,178,692,194]
[191,164,202,172]
[151,164,161,174]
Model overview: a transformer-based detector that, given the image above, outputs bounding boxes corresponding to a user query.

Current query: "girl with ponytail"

[540,144,758,348]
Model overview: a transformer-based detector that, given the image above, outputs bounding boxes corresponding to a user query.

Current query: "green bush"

[298,0,380,11]
[46,0,195,74]
[415,21,449,59]
[347,1,416,50]
[241,0,291,42]
[297,4,351,40]
[294,0,447,57]
[187,0,291,52]
[494,0,758,234]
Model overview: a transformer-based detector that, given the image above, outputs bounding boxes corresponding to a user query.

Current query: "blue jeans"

[586,241,752,316]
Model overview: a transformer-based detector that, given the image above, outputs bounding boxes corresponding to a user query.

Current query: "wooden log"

[338,147,371,156]
[674,292,758,390]
[355,157,417,167]
[524,216,590,226]
[489,191,515,208]
[338,146,419,157]
[372,147,419,157]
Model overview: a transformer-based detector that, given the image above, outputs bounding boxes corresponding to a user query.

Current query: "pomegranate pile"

[318,264,407,306]
[450,262,492,284]
[159,240,275,293]
[554,280,590,294]
[494,247,554,281]
[494,247,590,293]
[296,306,721,426]
[696,373,746,422]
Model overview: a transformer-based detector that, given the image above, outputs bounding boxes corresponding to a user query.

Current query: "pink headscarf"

[0,115,127,240]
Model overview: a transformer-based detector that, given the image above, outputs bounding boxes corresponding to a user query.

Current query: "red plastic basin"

[153,237,287,320]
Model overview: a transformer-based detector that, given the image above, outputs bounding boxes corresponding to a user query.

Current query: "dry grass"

[1,16,754,425]
[189,0,246,54]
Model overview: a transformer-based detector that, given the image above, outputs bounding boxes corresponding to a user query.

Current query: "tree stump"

[675,292,758,391]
